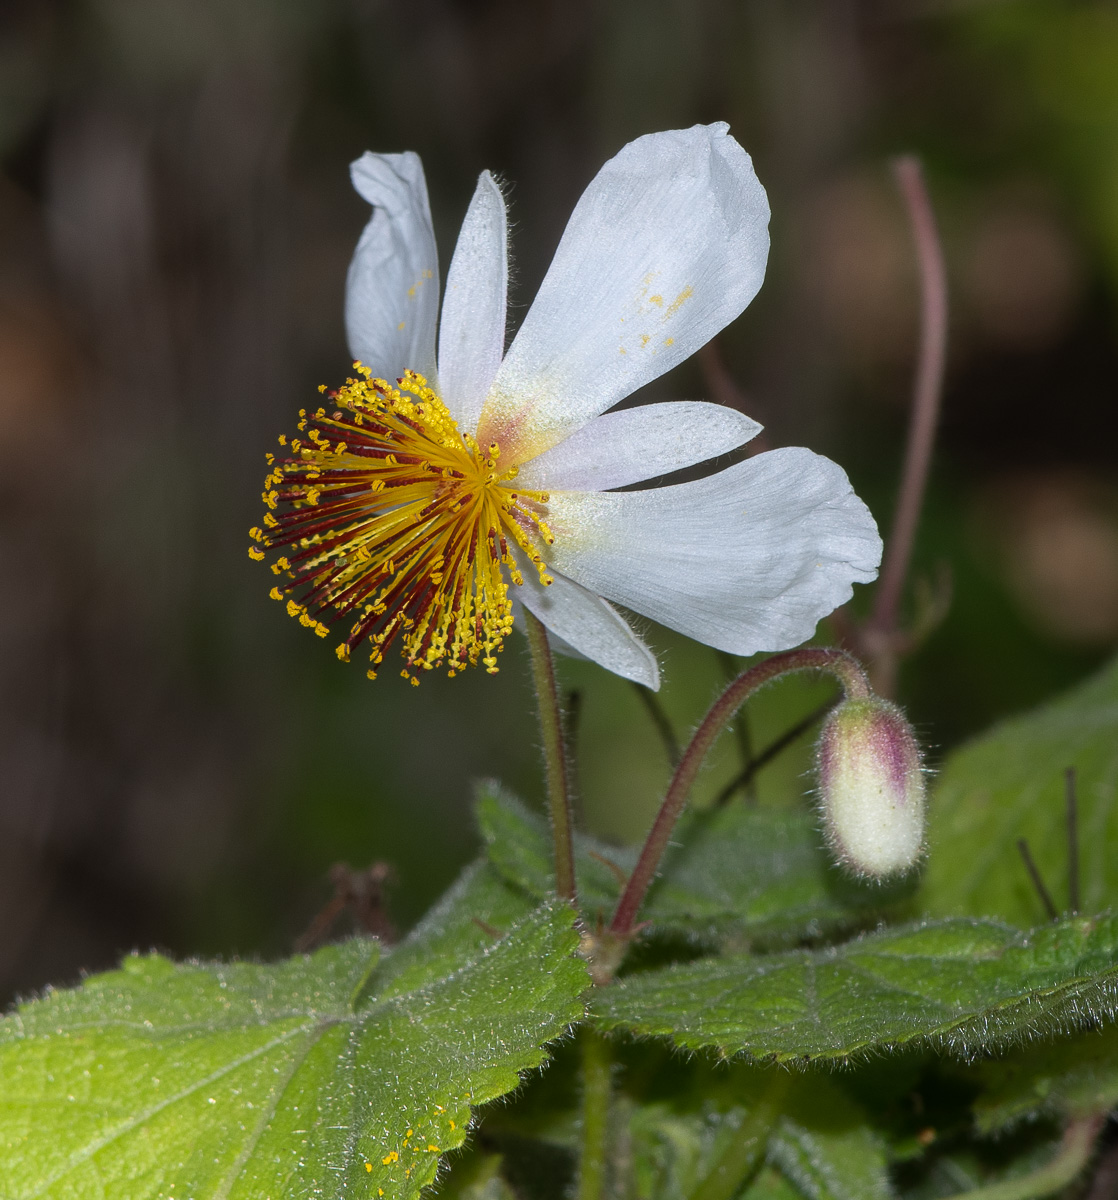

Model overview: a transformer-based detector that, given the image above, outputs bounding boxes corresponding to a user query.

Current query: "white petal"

[478,123,769,465]
[511,599,595,665]
[514,557,660,689]
[438,171,508,434]
[345,152,439,385]
[543,448,882,656]
[515,401,761,493]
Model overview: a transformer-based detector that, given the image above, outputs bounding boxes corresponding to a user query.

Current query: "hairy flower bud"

[817,696,925,878]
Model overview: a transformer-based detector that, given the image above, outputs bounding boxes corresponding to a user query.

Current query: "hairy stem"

[524,610,577,904]
[687,1072,791,1200]
[868,156,948,694]
[576,1029,612,1200]
[610,649,869,938]
[941,1115,1103,1200]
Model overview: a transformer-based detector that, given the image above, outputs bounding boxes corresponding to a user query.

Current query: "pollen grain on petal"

[251,368,553,682]
[664,285,693,318]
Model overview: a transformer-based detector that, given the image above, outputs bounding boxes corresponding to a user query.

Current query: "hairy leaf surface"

[922,654,1118,924]
[0,895,586,1199]
[478,784,901,946]
[626,1076,891,1200]
[769,1078,893,1200]
[593,915,1118,1063]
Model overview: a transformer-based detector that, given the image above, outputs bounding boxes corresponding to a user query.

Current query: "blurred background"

[1,0,1117,1001]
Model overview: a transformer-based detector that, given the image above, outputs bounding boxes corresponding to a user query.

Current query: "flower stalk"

[576,1029,612,1200]
[609,648,870,939]
[862,155,949,695]
[524,609,577,904]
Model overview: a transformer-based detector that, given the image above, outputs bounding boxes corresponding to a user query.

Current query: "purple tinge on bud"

[817,696,925,879]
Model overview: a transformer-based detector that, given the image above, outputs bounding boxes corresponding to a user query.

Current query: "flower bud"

[817,696,925,879]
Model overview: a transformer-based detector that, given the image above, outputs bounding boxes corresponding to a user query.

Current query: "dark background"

[1,0,1117,1001]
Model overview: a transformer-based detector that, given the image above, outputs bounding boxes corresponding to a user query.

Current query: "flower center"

[250,366,553,683]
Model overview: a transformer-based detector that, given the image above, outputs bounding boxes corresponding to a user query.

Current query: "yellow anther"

[382,1151,398,1165]
[248,546,265,561]
[269,587,283,601]
[254,369,554,683]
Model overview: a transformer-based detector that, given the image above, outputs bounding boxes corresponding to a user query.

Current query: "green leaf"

[921,654,1118,924]
[592,914,1118,1064]
[746,1168,806,1200]
[628,1103,738,1199]
[626,1076,891,1200]
[973,1021,1118,1135]
[769,1079,893,1200]
[0,893,587,1198]
[478,783,902,947]
[372,857,535,997]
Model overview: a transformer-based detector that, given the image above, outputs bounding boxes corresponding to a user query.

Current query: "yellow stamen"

[251,368,553,681]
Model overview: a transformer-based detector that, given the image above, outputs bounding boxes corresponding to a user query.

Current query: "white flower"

[255,124,881,690]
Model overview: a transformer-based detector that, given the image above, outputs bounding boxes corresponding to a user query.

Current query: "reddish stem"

[870,156,949,640]
[609,649,870,938]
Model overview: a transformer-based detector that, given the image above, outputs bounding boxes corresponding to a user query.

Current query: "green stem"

[524,609,577,904]
[577,1029,612,1200]
[940,1115,1103,1200]
[688,1072,791,1200]
[610,648,869,938]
